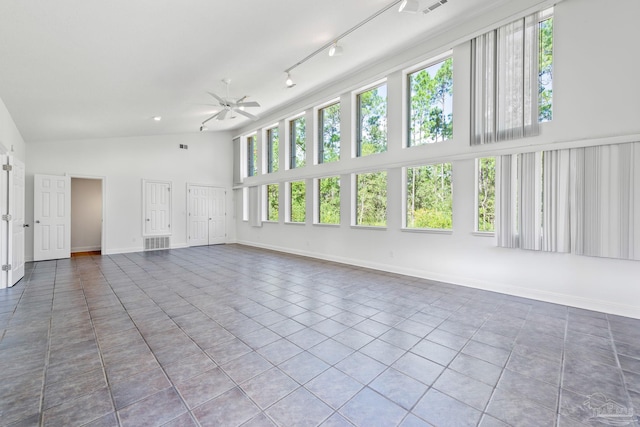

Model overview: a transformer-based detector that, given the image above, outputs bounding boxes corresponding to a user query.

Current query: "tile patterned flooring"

[0,244,639,427]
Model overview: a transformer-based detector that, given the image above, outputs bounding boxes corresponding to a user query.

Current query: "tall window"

[289,181,305,223]
[408,58,453,146]
[266,184,279,222]
[247,135,257,177]
[477,157,496,232]
[356,171,387,226]
[471,9,553,144]
[406,164,453,229]
[539,12,553,122]
[357,84,387,157]
[290,116,306,169]
[267,126,279,173]
[318,103,340,163]
[318,177,340,225]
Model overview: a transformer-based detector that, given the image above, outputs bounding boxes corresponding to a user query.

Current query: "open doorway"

[71,177,103,256]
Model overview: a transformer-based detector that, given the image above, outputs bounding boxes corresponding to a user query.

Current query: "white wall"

[26,131,234,258]
[0,96,26,160]
[71,178,102,252]
[232,0,640,318]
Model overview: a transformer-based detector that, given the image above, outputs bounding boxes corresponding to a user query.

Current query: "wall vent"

[423,0,447,13]
[144,236,170,251]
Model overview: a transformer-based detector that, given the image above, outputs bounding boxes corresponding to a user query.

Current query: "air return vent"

[144,236,170,251]
[423,0,448,13]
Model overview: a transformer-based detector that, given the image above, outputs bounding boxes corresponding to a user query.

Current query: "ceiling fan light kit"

[200,79,261,129]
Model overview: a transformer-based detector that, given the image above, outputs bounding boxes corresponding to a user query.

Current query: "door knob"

[23,224,29,227]
[35,220,40,224]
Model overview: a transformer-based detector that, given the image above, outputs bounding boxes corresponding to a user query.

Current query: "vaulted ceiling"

[0,0,511,142]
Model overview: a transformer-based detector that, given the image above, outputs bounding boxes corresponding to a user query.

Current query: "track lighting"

[285,72,295,88]
[398,0,420,13]
[328,42,343,57]
[199,125,208,131]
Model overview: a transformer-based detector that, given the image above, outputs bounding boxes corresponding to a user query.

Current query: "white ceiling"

[0,0,508,142]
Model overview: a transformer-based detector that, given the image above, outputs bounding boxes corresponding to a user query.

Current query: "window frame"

[289,115,306,169]
[355,82,388,158]
[403,163,454,231]
[405,54,454,148]
[246,134,257,177]
[317,101,341,164]
[266,125,279,173]
[475,157,496,234]
[315,176,341,225]
[264,183,279,222]
[353,170,388,228]
[287,180,306,224]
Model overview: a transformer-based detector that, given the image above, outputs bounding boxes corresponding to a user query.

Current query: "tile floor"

[1,244,639,427]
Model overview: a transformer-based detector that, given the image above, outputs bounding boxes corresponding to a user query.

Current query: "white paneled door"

[187,185,225,246]
[144,180,171,236]
[0,156,26,287]
[10,158,25,285]
[33,174,71,262]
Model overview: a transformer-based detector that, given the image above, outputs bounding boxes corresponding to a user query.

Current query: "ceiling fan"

[200,79,260,130]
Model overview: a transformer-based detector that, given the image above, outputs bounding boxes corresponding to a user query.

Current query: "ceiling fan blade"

[235,109,258,121]
[217,109,229,120]
[236,101,260,108]
[202,111,221,125]
[207,91,226,105]
[237,96,247,103]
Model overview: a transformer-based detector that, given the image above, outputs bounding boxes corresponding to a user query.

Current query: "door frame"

[69,174,107,255]
[186,183,226,247]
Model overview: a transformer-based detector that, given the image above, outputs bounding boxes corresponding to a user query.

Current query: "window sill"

[472,231,495,237]
[401,228,452,235]
[284,221,306,226]
[313,223,340,228]
[350,225,387,231]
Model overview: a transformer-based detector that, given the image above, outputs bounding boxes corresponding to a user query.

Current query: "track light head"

[328,43,343,57]
[199,125,208,132]
[285,72,295,88]
[398,0,420,13]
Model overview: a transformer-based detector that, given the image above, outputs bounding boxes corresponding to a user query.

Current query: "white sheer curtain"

[471,12,540,145]
[248,186,262,227]
[518,152,542,250]
[495,155,517,248]
[496,142,640,259]
[543,149,571,252]
[496,151,569,252]
[571,143,640,260]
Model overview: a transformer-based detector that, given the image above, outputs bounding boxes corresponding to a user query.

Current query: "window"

[288,181,305,223]
[290,116,306,169]
[357,84,387,156]
[408,58,453,146]
[267,126,279,173]
[247,135,257,176]
[355,171,387,226]
[266,184,279,221]
[471,9,553,144]
[318,177,340,225]
[318,102,340,163]
[539,12,553,122]
[477,157,496,232]
[406,163,453,229]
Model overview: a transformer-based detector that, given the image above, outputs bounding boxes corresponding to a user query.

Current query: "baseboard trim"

[236,240,640,319]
